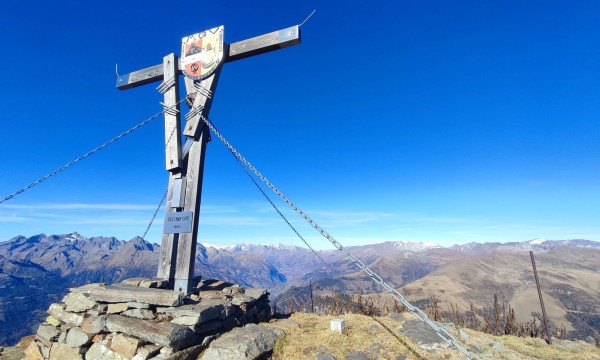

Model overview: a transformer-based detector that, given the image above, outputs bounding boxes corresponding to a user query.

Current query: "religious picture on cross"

[181,26,224,81]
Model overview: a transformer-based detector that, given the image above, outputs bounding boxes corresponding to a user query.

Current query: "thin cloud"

[0,215,31,223]
[3,203,156,211]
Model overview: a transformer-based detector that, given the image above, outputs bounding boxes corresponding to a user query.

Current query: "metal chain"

[0,101,182,205]
[201,114,478,360]
[230,153,328,266]
[112,188,168,284]
[141,189,168,240]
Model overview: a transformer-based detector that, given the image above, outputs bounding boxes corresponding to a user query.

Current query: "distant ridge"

[2,232,600,346]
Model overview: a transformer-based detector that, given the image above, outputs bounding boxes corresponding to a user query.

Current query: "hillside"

[364,247,600,340]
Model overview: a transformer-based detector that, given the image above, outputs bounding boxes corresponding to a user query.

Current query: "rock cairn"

[25,278,272,360]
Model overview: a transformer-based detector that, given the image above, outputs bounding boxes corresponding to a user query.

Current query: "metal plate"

[163,211,193,234]
[181,26,224,80]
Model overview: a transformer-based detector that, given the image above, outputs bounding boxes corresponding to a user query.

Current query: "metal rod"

[530,251,552,345]
[310,283,314,313]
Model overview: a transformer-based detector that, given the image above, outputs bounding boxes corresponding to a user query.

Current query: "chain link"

[201,114,478,360]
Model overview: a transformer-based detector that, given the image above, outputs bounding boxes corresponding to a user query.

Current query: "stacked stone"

[25,278,272,360]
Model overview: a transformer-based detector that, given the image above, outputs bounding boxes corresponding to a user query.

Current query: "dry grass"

[262,312,600,360]
[263,313,453,360]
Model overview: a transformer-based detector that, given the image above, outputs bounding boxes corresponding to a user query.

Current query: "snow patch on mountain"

[393,241,441,251]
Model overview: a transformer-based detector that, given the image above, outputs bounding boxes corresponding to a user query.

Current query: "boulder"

[36,324,60,344]
[24,341,44,360]
[399,320,450,353]
[47,303,84,326]
[72,283,183,306]
[345,351,369,360]
[66,327,92,348]
[123,308,155,320]
[81,315,107,335]
[131,344,161,360]
[162,303,223,326]
[110,333,142,358]
[200,324,283,360]
[49,342,83,360]
[106,314,197,350]
[63,292,97,313]
[86,342,128,360]
[108,303,130,314]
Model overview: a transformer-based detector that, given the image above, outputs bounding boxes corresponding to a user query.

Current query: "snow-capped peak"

[393,240,441,251]
[65,232,84,242]
[529,238,547,245]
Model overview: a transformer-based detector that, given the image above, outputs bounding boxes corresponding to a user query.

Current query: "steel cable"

[200,114,478,360]
[0,101,182,205]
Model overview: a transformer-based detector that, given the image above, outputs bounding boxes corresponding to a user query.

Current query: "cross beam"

[118,24,301,294]
[116,26,300,90]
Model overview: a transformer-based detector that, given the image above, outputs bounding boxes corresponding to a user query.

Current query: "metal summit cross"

[117,25,301,293]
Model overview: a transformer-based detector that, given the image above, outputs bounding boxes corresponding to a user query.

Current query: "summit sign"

[163,211,193,234]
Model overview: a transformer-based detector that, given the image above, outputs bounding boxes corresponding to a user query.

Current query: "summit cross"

[117,25,301,293]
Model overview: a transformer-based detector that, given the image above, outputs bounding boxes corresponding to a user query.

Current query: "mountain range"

[1,233,599,346]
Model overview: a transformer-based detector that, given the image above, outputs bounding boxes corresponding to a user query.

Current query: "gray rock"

[49,342,83,360]
[163,303,223,325]
[63,292,97,313]
[132,344,161,360]
[47,303,84,326]
[491,341,506,352]
[108,303,129,314]
[86,342,129,360]
[81,315,107,334]
[66,327,92,348]
[222,286,245,297]
[127,302,152,309]
[315,352,336,360]
[38,342,51,358]
[243,288,267,299]
[193,320,225,336]
[37,324,60,343]
[312,346,336,360]
[399,320,450,353]
[72,283,183,307]
[468,344,485,354]
[200,324,284,360]
[345,351,368,360]
[368,343,383,358]
[165,344,205,360]
[458,328,470,341]
[120,278,169,288]
[110,333,142,358]
[24,341,43,360]
[57,331,67,344]
[123,308,155,320]
[106,314,197,351]
[231,295,256,306]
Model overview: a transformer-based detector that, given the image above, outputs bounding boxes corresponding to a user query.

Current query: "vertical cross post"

[156,54,182,286]
[117,25,301,293]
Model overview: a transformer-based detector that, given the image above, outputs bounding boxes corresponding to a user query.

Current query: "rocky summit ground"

[2,312,600,360]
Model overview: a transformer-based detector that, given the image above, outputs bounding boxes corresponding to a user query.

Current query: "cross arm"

[116,25,300,90]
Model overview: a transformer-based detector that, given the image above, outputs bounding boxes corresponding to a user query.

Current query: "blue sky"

[1,1,599,249]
